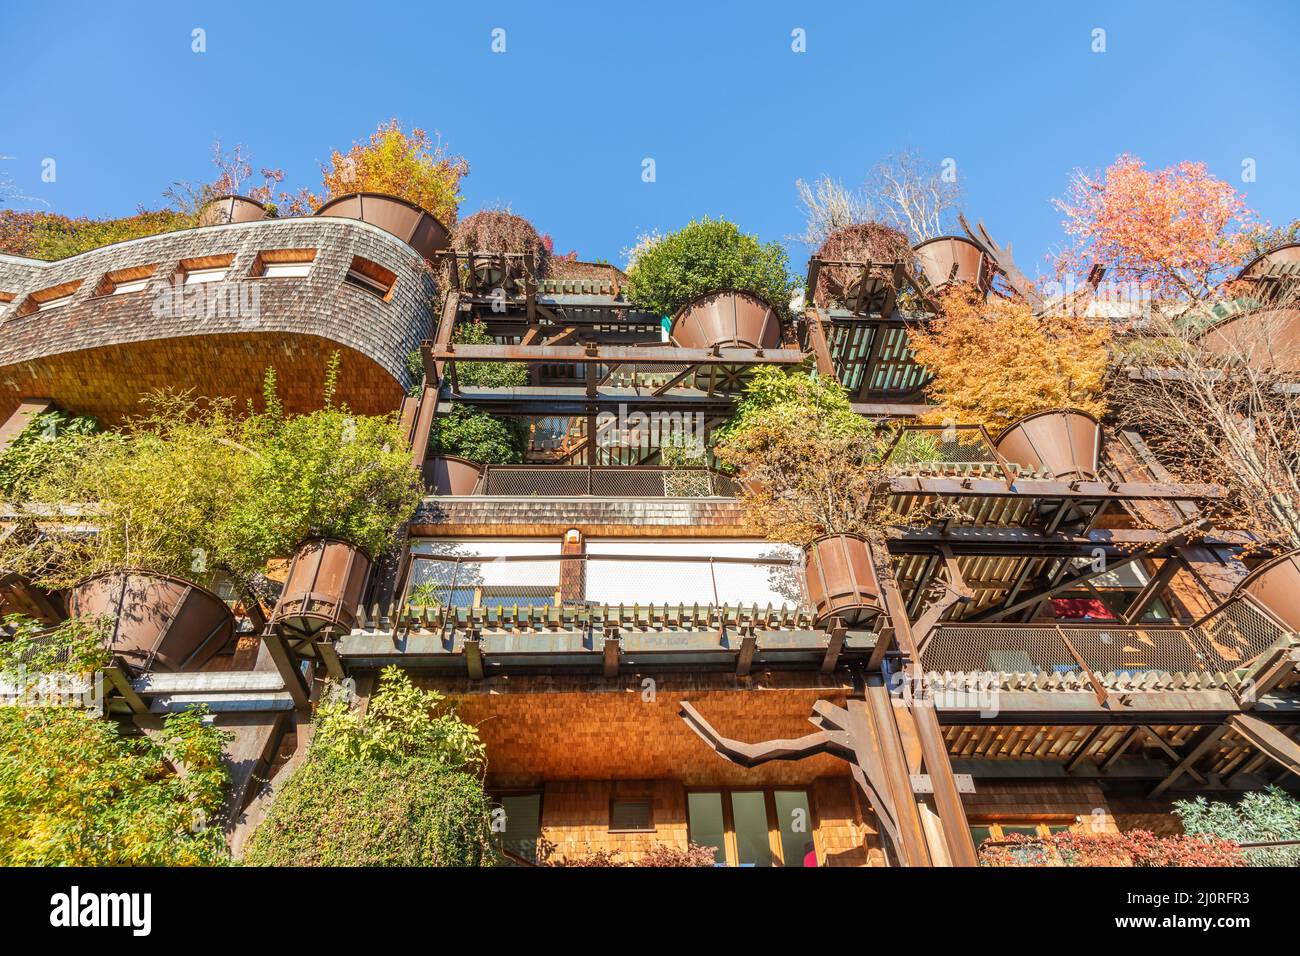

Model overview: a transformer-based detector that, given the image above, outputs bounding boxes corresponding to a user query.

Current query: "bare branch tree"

[791,175,872,245]
[865,150,962,244]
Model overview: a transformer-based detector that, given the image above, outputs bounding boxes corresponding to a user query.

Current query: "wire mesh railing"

[881,424,1026,479]
[921,597,1290,685]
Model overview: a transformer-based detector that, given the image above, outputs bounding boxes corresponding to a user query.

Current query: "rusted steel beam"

[1121,555,1182,624]
[424,341,807,367]
[408,384,438,471]
[1228,714,1300,777]
[804,307,836,377]
[1149,724,1230,797]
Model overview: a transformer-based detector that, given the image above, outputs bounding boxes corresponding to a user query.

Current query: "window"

[15,279,82,316]
[687,788,818,867]
[94,264,157,297]
[178,254,234,285]
[969,820,1074,847]
[343,255,396,299]
[496,792,542,864]
[251,248,316,279]
[583,539,804,608]
[609,798,654,832]
[407,539,562,610]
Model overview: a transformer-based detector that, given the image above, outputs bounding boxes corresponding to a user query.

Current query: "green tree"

[243,667,495,866]
[0,410,97,500]
[452,319,528,388]
[430,404,525,464]
[626,217,795,318]
[0,705,230,866]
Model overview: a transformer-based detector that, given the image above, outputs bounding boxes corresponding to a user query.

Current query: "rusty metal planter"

[803,534,883,628]
[0,571,66,626]
[913,236,990,293]
[1233,550,1300,633]
[69,570,235,673]
[198,194,269,227]
[994,409,1102,480]
[315,192,451,260]
[270,538,371,650]
[670,290,784,350]
[426,455,485,495]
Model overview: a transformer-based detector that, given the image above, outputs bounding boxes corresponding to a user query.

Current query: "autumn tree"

[907,287,1110,433]
[1054,155,1260,305]
[315,120,469,225]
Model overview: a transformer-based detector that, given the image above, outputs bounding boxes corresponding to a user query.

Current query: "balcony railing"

[475,465,740,498]
[920,598,1290,691]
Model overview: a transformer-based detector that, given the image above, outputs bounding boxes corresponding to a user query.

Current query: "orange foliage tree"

[313,120,469,225]
[1054,154,1260,304]
[907,287,1110,434]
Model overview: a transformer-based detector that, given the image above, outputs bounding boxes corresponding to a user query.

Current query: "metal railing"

[921,597,1289,683]
[478,465,739,498]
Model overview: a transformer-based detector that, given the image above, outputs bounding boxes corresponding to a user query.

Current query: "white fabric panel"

[583,539,802,607]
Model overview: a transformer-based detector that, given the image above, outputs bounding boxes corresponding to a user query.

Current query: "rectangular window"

[178,254,234,286]
[496,792,542,864]
[687,791,727,866]
[15,279,83,317]
[687,787,817,867]
[609,798,654,833]
[252,248,316,279]
[407,538,562,610]
[344,255,396,299]
[94,264,157,297]
[583,539,804,609]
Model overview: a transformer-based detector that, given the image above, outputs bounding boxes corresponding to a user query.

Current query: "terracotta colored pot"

[1237,242,1300,281]
[0,571,66,626]
[198,194,269,227]
[425,455,485,495]
[994,409,1102,480]
[1194,308,1300,371]
[315,192,451,259]
[270,538,372,647]
[670,291,784,350]
[1233,550,1300,633]
[69,570,235,673]
[913,236,990,293]
[803,534,883,628]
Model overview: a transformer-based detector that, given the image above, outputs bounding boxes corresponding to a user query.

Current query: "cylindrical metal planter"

[270,538,372,649]
[197,194,270,227]
[994,409,1103,480]
[69,570,235,673]
[315,192,451,260]
[803,534,883,628]
[425,455,485,496]
[670,290,784,351]
[1233,550,1300,633]
[913,236,990,293]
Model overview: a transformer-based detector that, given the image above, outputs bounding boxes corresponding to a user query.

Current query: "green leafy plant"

[713,367,898,543]
[0,615,112,679]
[243,667,495,866]
[430,404,525,464]
[545,843,718,867]
[220,357,423,570]
[0,411,98,500]
[626,217,795,318]
[1174,786,1300,866]
[452,319,528,388]
[0,704,230,865]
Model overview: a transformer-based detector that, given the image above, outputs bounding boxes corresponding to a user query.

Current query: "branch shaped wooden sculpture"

[959,213,1045,313]
[679,698,920,865]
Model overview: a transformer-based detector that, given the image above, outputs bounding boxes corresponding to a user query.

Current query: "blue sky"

[2,1,1297,276]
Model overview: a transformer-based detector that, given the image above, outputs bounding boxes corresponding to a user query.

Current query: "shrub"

[317,120,469,226]
[713,367,896,543]
[430,404,525,465]
[0,705,230,866]
[244,668,495,866]
[452,208,550,276]
[1175,786,1300,866]
[222,358,423,570]
[548,843,718,867]
[812,221,912,306]
[0,410,97,500]
[977,829,1241,867]
[0,208,196,260]
[626,217,795,318]
[451,319,528,388]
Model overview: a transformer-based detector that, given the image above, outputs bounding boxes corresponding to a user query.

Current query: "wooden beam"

[1122,556,1182,624]
[1149,724,1230,797]
[1140,726,1207,784]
